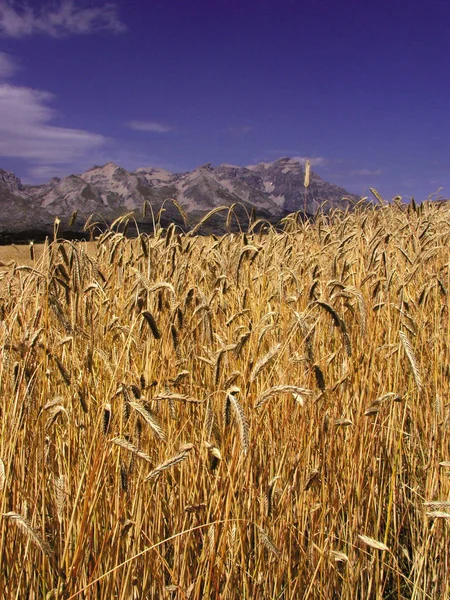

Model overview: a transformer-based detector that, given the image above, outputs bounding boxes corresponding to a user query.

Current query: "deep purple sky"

[0,0,449,200]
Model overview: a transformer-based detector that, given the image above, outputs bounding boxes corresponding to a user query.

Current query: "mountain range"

[0,157,357,240]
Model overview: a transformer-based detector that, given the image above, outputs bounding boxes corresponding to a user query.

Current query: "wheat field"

[0,199,449,599]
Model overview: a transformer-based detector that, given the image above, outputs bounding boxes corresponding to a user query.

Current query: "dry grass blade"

[129,401,166,441]
[207,524,216,556]
[358,534,389,552]
[250,343,281,384]
[110,437,152,462]
[399,330,423,392]
[426,512,450,518]
[145,444,194,480]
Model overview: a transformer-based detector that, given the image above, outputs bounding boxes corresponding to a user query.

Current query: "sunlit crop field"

[0,201,449,599]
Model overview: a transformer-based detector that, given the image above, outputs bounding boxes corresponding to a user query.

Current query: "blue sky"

[0,0,449,201]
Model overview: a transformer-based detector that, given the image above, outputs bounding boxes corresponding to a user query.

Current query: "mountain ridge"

[0,157,358,238]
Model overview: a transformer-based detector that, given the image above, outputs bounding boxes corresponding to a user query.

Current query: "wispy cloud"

[0,0,126,38]
[0,51,16,78]
[22,148,182,183]
[126,120,173,133]
[350,168,383,176]
[26,163,76,181]
[293,156,328,167]
[0,83,107,163]
[258,152,329,168]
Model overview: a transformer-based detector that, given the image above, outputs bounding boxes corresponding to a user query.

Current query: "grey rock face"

[0,158,357,236]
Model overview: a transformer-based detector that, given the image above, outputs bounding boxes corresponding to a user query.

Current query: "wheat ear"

[399,330,423,392]
[145,444,194,480]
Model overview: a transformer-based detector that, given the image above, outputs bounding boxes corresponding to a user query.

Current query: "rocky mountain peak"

[0,169,26,195]
[0,158,358,238]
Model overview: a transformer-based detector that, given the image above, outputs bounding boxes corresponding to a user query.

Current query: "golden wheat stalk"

[153,392,203,404]
[129,401,166,441]
[103,403,112,434]
[227,388,249,455]
[316,300,352,356]
[110,437,152,462]
[188,206,229,236]
[358,534,389,552]
[254,385,314,409]
[399,330,423,392]
[250,343,281,384]
[145,443,194,480]
[304,159,311,188]
[423,501,450,509]
[3,512,54,560]
[53,475,66,525]
[257,525,281,557]
[205,442,222,472]
[265,476,280,518]
[142,311,161,339]
[343,285,367,336]
[331,550,349,563]
[313,364,326,391]
[425,511,450,518]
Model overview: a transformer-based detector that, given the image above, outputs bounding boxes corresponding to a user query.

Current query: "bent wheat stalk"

[145,444,194,480]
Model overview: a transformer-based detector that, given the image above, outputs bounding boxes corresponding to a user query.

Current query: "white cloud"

[126,120,173,133]
[0,51,16,78]
[0,0,126,38]
[22,148,182,183]
[0,83,106,163]
[350,168,383,176]
[25,164,76,181]
[293,156,327,167]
